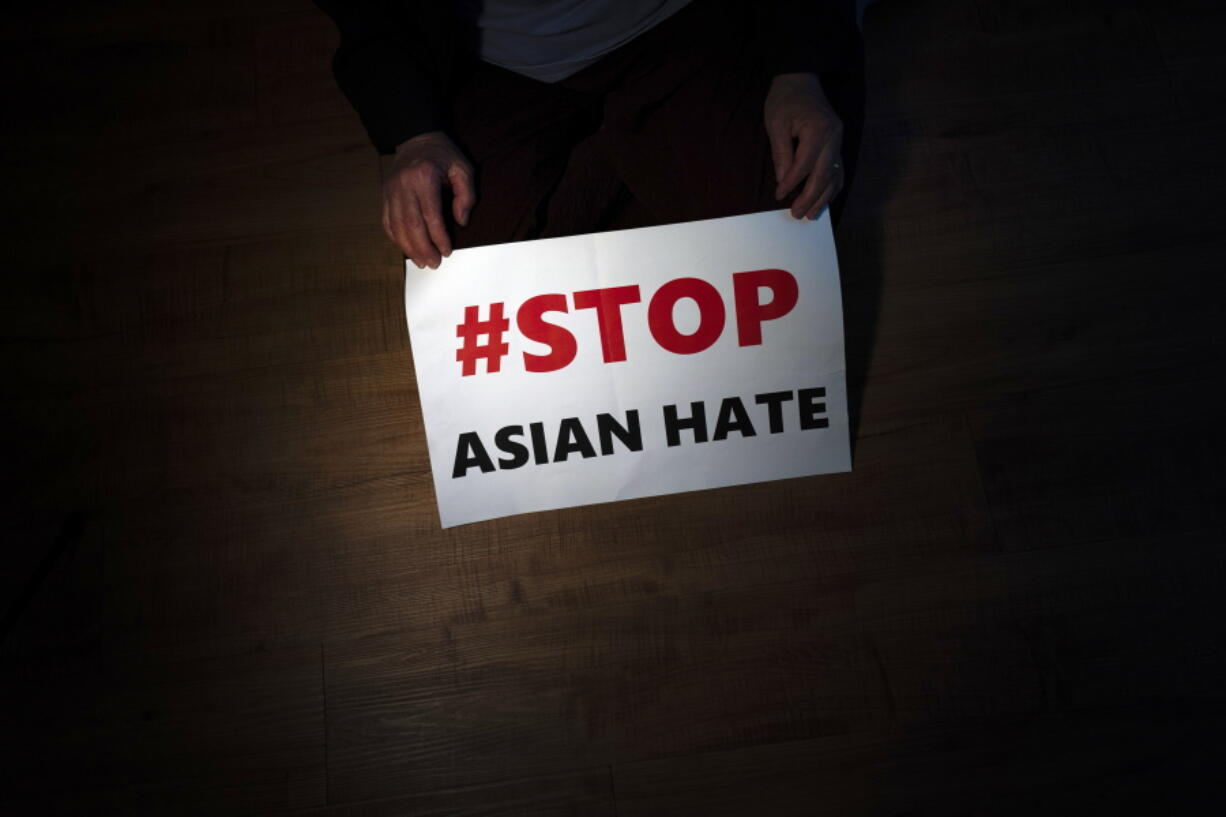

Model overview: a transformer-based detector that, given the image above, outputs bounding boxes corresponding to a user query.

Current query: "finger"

[794,131,841,215]
[804,167,844,221]
[390,194,423,266]
[407,201,441,269]
[386,193,421,266]
[766,121,794,200]
[401,164,443,268]
[402,194,438,269]
[776,125,820,200]
[805,187,833,221]
[417,178,452,261]
[448,163,476,227]
[381,200,395,247]
[790,161,826,219]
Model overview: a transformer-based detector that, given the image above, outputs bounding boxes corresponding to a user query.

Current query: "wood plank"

[318,413,987,801]
[322,583,892,803]
[838,101,1220,292]
[9,115,379,270]
[285,768,616,817]
[26,408,985,666]
[1142,0,1226,109]
[254,15,352,127]
[0,6,348,154]
[0,645,326,815]
[865,1,1166,106]
[613,707,1225,816]
[847,238,1225,425]
[838,1,1212,287]
[614,531,1226,814]
[967,364,1225,551]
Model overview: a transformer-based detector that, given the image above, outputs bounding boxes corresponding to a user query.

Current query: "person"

[314,0,865,269]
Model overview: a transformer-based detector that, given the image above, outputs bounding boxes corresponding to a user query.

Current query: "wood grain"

[3,0,1224,814]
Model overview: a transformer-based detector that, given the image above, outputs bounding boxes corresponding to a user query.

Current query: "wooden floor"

[3,1,1224,813]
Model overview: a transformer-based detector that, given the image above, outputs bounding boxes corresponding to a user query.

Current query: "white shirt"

[474,0,695,83]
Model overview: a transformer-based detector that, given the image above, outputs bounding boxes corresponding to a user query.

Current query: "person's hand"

[383,130,476,269]
[764,72,844,220]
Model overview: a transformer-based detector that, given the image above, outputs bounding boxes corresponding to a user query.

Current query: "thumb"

[448,163,476,227]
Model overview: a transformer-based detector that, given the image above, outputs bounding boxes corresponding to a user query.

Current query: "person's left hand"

[764,72,844,220]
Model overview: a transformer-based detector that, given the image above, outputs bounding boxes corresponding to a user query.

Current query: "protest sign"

[403,208,850,528]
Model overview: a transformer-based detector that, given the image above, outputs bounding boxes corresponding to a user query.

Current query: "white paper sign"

[404,208,850,528]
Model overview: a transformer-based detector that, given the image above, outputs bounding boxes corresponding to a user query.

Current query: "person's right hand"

[382,130,476,269]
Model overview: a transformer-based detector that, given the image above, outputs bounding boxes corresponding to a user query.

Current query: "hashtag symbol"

[455,302,511,376]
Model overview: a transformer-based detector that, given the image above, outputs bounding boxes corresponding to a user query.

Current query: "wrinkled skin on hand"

[764,72,844,220]
[382,130,476,269]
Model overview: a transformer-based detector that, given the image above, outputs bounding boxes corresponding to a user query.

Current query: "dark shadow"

[0,511,88,647]
[835,1,908,462]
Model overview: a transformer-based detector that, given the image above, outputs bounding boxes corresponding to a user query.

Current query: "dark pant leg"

[579,0,867,232]
[447,60,613,250]
[448,1,866,246]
